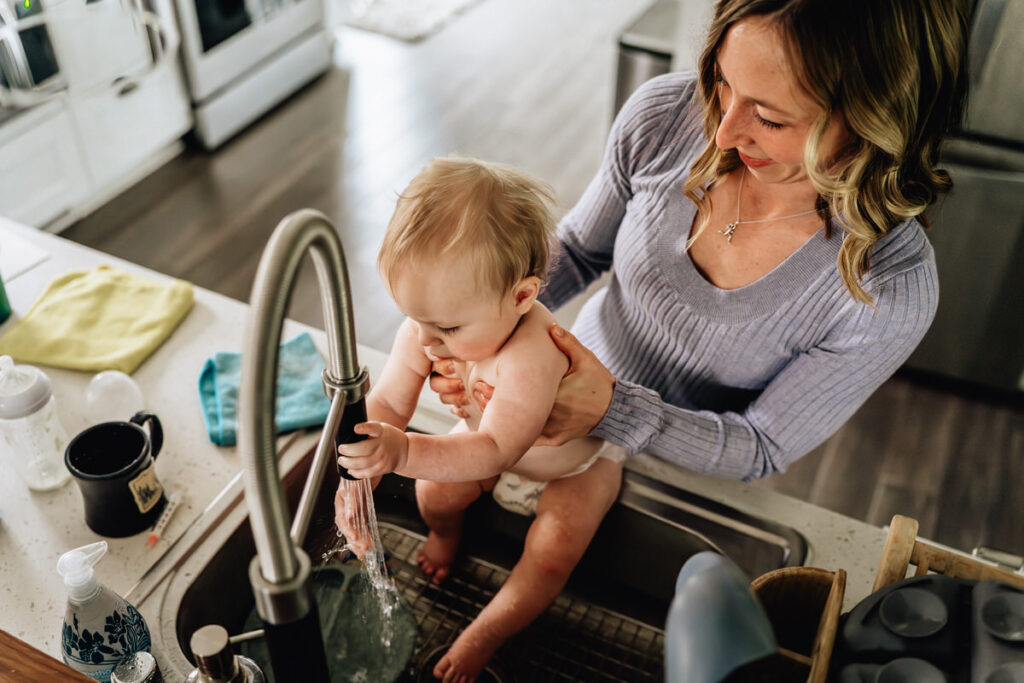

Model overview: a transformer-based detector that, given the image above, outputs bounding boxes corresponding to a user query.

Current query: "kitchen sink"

[147,442,806,681]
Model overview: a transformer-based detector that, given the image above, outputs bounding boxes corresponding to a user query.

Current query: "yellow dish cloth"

[0,265,194,374]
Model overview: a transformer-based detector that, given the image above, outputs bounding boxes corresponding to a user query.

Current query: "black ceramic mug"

[65,411,166,537]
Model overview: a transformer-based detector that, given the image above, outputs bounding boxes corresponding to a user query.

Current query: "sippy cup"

[0,355,71,490]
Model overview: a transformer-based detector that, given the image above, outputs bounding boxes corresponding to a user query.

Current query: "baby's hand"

[337,421,409,479]
[333,482,370,559]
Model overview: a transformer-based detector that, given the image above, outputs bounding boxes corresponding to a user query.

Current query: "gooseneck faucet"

[238,209,369,682]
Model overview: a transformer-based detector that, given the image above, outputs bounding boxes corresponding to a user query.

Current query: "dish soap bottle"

[58,541,152,682]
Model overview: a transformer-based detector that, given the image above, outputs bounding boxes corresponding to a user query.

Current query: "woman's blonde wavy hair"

[685,0,969,303]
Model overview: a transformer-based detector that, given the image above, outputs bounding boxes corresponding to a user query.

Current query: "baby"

[334,156,625,681]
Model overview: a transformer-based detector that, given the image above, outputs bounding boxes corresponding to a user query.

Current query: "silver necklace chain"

[718,167,819,243]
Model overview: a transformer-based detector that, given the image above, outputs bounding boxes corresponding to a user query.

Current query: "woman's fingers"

[449,405,470,419]
[538,323,616,446]
[432,359,457,376]
[429,372,468,406]
[548,324,586,374]
[471,380,494,411]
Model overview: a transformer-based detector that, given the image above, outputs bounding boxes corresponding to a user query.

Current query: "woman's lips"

[738,151,772,168]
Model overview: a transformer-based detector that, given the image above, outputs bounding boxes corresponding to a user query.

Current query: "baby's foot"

[433,620,504,682]
[417,531,459,585]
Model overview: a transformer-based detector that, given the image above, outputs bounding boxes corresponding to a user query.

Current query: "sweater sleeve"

[592,265,939,481]
[542,74,695,309]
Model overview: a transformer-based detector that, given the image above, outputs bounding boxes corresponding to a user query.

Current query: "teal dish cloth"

[199,332,331,446]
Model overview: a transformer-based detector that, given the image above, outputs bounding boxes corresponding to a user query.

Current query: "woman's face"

[714,16,848,186]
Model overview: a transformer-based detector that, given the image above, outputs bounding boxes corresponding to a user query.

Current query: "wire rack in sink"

[379,522,665,682]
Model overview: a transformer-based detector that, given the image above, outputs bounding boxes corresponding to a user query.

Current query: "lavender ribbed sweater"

[539,73,938,481]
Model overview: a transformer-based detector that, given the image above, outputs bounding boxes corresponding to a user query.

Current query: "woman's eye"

[754,111,783,130]
[437,326,459,335]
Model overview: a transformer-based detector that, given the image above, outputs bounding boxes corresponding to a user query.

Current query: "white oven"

[170,0,331,149]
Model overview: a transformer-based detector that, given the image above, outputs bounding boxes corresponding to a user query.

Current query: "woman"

[432,0,969,482]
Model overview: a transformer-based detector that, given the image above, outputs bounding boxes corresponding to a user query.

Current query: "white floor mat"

[344,0,484,42]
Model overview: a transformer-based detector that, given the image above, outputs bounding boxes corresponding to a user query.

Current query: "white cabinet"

[0,101,91,228]
[66,58,192,199]
[0,2,193,232]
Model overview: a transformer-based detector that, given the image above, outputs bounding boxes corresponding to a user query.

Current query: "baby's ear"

[512,276,541,313]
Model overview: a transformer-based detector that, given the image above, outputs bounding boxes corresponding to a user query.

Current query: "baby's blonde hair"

[379,156,557,297]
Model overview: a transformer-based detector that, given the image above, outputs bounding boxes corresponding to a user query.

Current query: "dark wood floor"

[61,0,1023,561]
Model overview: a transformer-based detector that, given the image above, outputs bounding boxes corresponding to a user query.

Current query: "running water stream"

[325,477,402,647]
[242,476,415,681]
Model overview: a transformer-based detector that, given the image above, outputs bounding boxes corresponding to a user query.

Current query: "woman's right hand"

[427,326,614,446]
[428,360,494,419]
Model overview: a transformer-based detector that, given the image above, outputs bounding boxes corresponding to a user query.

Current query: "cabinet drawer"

[0,103,90,228]
[67,58,192,191]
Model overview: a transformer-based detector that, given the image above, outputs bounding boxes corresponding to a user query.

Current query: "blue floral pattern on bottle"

[62,600,151,682]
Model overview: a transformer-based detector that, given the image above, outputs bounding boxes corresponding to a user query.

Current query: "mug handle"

[130,411,164,459]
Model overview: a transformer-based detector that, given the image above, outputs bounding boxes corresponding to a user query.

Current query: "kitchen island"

[0,215,892,668]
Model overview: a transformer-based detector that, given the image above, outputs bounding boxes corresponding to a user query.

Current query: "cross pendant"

[718,222,738,243]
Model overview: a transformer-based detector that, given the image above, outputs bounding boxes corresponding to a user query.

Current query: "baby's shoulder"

[495,303,566,369]
[511,302,558,343]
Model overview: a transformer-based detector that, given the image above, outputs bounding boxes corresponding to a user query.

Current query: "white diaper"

[491,441,627,516]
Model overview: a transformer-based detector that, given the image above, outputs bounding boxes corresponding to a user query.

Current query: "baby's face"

[389,254,523,363]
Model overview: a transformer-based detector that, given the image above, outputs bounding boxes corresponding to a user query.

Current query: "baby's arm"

[363,318,432,427]
[338,318,431,478]
[343,315,569,481]
[334,319,429,552]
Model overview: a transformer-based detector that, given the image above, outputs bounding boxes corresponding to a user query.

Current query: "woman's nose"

[715,101,752,151]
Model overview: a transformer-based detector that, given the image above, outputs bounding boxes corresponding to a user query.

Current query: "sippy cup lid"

[0,355,53,420]
[57,541,107,604]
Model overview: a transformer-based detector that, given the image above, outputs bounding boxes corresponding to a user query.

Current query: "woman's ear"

[512,276,541,314]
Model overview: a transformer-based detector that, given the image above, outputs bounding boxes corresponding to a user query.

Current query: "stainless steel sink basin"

[146,443,806,681]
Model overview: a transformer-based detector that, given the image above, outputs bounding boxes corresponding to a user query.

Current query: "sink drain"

[377,523,665,682]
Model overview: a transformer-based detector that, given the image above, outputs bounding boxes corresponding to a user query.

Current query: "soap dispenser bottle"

[58,541,152,682]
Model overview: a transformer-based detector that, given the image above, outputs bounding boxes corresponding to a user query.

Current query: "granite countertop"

[0,215,890,662]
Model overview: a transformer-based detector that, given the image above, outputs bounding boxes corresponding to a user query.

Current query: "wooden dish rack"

[725,513,1024,682]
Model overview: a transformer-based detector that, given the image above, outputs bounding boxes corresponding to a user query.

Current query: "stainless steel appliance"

[170,0,331,149]
[0,0,62,100]
[905,0,1024,392]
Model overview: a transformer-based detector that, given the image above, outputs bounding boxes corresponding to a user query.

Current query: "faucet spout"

[238,209,367,683]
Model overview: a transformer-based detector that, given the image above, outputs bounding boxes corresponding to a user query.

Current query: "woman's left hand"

[534,325,616,446]
[428,360,472,419]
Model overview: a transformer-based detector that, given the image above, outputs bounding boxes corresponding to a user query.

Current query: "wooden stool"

[873,515,1024,592]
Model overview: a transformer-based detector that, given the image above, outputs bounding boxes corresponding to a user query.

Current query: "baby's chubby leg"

[416,477,496,585]
[415,419,497,585]
[434,456,624,682]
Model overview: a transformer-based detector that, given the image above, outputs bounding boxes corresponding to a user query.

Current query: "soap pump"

[185,625,266,683]
[58,541,152,682]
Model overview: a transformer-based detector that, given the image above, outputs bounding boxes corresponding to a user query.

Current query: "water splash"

[325,477,401,647]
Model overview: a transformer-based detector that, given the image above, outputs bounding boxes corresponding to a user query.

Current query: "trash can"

[614,0,677,114]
